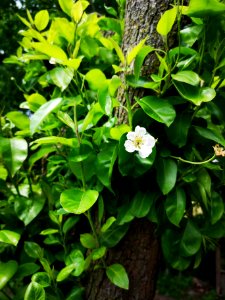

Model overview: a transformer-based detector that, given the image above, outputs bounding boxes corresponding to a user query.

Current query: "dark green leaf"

[137,96,176,127]
[211,192,224,224]
[180,221,202,256]
[32,272,51,287]
[101,223,129,247]
[14,195,45,226]
[24,242,43,259]
[130,191,153,218]
[165,188,186,226]
[157,158,177,195]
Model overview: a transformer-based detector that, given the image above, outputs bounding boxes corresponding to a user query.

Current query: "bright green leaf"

[24,282,45,300]
[31,272,51,287]
[80,233,97,249]
[0,230,20,246]
[60,189,99,214]
[34,10,49,31]
[157,7,177,36]
[171,71,200,86]
[106,264,129,290]
[0,261,18,290]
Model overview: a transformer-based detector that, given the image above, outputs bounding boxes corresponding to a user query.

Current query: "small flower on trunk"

[124,126,156,158]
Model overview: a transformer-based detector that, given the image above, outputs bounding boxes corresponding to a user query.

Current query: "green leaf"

[24,242,43,259]
[194,126,225,146]
[96,142,118,191]
[91,247,107,260]
[48,67,74,91]
[137,96,176,127]
[173,81,216,106]
[60,189,99,214]
[58,0,73,16]
[157,158,177,195]
[34,10,49,31]
[14,195,45,226]
[6,111,30,130]
[100,223,129,248]
[101,217,116,233]
[157,7,177,36]
[126,38,147,65]
[80,233,97,249]
[24,282,45,300]
[109,37,125,64]
[65,250,85,277]
[16,263,40,279]
[85,69,107,91]
[63,216,80,234]
[32,272,51,287]
[66,287,85,300]
[118,134,156,177]
[31,137,77,148]
[98,86,112,116]
[0,261,18,290]
[40,229,59,235]
[106,264,129,290]
[186,0,225,17]
[171,71,200,86]
[180,221,202,256]
[57,264,76,282]
[211,192,224,224]
[165,188,186,226]
[0,137,28,177]
[30,98,63,134]
[134,45,154,79]
[162,229,191,270]
[130,191,153,218]
[104,5,117,17]
[126,75,159,90]
[31,42,68,61]
[57,111,75,132]
[166,112,192,147]
[110,124,131,140]
[71,1,83,23]
[0,230,20,246]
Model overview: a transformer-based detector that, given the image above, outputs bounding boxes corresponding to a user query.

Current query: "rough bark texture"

[86,0,173,299]
[86,219,160,300]
[116,0,173,124]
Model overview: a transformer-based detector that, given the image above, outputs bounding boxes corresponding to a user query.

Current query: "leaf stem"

[170,154,216,165]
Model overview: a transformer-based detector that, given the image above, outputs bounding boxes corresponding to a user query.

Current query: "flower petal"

[135,126,146,137]
[143,134,156,147]
[127,131,136,141]
[138,146,153,158]
[124,140,136,153]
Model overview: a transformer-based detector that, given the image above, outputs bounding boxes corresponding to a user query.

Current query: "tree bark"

[86,0,173,299]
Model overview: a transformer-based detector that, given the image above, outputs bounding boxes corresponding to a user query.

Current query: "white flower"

[49,57,57,64]
[124,126,156,158]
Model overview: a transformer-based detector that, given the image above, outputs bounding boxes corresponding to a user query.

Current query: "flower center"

[134,136,144,149]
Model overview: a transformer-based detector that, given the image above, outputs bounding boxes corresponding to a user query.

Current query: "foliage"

[1,0,225,298]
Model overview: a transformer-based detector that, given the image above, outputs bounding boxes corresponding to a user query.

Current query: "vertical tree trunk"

[86,0,173,299]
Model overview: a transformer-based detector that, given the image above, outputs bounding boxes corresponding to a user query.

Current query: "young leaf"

[31,272,51,287]
[80,233,97,249]
[0,261,18,289]
[0,230,20,246]
[56,264,76,282]
[101,217,116,233]
[34,10,49,31]
[137,96,176,127]
[58,0,73,17]
[60,189,99,214]
[157,7,177,36]
[106,264,129,290]
[186,0,225,17]
[165,188,186,226]
[171,71,200,86]
[30,98,63,134]
[0,137,28,177]
[157,158,177,195]
[85,69,107,91]
[126,38,147,65]
[24,282,45,300]
[134,45,154,79]
[109,37,125,64]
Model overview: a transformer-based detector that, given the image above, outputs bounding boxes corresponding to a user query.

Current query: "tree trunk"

[86,0,173,299]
